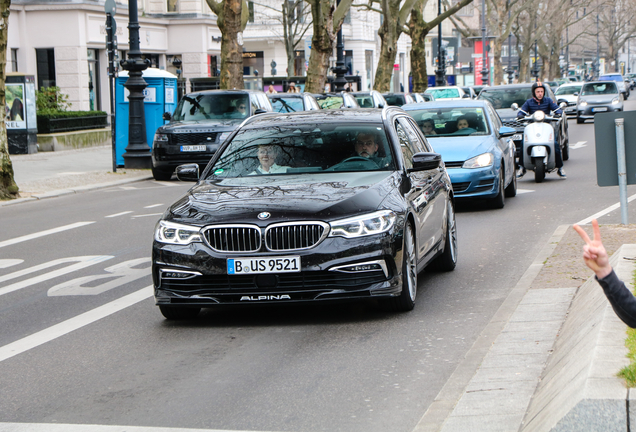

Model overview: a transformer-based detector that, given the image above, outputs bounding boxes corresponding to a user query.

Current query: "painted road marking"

[105,211,134,218]
[569,141,587,149]
[0,221,95,249]
[0,259,23,269]
[0,286,153,363]
[516,189,534,194]
[131,213,163,218]
[576,192,636,225]
[0,423,269,432]
[144,203,164,208]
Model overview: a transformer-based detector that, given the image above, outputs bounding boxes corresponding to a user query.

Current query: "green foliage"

[36,86,71,111]
[618,269,636,387]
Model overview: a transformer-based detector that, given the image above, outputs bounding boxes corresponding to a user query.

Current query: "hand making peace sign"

[572,219,612,279]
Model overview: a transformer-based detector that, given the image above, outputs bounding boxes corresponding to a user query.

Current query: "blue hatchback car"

[403,100,517,208]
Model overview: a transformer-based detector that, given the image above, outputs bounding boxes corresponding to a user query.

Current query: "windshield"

[407,107,490,137]
[172,93,249,121]
[581,82,618,95]
[316,96,344,109]
[599,75,623,82]
[426,88,460,99]
[555,85,582,95]
[270,97,304,113]
[355,95,375,108]
[205,123,395,179]
[478,88,533,109]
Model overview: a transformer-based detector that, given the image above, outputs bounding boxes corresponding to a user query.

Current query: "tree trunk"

[491,38,503,85]
[219,0,244,89]
[0,0,17,201]
[409,8,430,93]
[305,0,334,93]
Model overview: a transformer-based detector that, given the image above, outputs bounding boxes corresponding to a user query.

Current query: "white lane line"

[0,259,23,269]
[144,203,164,208]
[569,141,587,149]
[516,189,535,194]
[0,222,95,249]
[105,211,134,218]
[0,286,153,363]
[576,192,636,225]
[0,423,270,432]
[131,213,163,218]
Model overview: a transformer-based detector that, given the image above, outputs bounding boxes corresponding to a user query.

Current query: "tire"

[159,305,201,320]
[490,169,505,209]
[152,166,173,181]
[383,222,417,312]
[576,115,584,124]
[562,142,570,161]
[428,201,458,272]
[533,158,545,183]
[504,166,517,197]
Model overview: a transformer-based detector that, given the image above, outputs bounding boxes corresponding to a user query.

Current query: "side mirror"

[498,126,517,138]
[378,103,385,109]
[175,164,200,182]
[574,92,579,96]
[511,103,519,110]
[162,112,172,121]
[254,109,268,115]
[409,152,442,172]
[462,94,470,98]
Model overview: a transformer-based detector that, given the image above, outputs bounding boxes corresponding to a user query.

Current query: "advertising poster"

[6,83,25,129]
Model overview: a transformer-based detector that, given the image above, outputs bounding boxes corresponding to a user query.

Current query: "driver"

[354,132,390,167]
[517,82,565,179]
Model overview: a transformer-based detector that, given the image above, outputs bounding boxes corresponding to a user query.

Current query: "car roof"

[184,89,265,97]
[401,99,491,110]
[240,108,403,128]
[558,82,582,86]
[268,93,303,98]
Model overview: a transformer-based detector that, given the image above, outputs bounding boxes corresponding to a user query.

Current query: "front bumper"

[577,103,622,119]
[151,142,220,171]
[152,231,404,307]
[447,166,499,199]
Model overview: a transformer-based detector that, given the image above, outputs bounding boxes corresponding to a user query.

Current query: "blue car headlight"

[155,220,202,245]
[329,210,396,238]
[463,152,493,169]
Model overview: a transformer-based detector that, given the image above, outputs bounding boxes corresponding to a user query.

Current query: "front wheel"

[576,115,584,124]
[152,166,174,181]
[382,222,417,312]
[533,158,545,183]
[504,167,517,197]
[428,201,458,272]
[490,169,505,209]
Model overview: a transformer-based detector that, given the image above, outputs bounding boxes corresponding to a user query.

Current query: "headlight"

[532,111,545,122]
[155,220,202,244]
[154,133,169,143]
[579,101,588,107]
[329,210,396,238]
[612,98,620,104]
[218,132,231,142]
[463,152,494,169]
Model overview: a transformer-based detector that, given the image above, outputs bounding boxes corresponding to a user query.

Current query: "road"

[2,102,636,432]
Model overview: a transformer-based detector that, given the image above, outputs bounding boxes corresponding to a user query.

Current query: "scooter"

[511,104,564,183]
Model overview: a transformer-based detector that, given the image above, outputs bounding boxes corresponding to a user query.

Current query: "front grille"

[503,119,525,129]
[444,161,464,168]
[172,133,219,145]
[204,225,261,252]
[265,223,328,251]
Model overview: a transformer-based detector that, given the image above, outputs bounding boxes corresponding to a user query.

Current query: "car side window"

[488,105,502,130]
[395,120,414,170]
[398,117,428,153]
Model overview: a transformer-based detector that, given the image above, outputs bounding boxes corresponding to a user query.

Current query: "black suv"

[477,84,569,162]
[151,89,272,180]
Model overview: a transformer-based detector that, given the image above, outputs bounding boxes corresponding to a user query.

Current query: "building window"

[10,48,17,72]
[167,0,178,12]
[344,9,351,24]
[87,49,100,111]
[345,50,353,75]
[141,53,160,68]
[294,50,305,76]
[248,1,254,22]
[36,48,56,89]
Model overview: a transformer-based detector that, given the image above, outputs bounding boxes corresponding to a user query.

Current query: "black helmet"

[532,82,546,98]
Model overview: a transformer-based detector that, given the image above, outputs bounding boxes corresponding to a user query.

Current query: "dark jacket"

[596,270,636,328]
[517,97,562,117]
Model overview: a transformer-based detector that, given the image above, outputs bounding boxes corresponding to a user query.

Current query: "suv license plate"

[592,107,608,112]
[181,145,207,152]
[227,256,301,275]
[512,134,522,141]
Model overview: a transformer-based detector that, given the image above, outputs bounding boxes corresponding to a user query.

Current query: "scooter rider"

[517,82,566,179]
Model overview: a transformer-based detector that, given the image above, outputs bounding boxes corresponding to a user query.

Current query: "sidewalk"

[2,146,153,206]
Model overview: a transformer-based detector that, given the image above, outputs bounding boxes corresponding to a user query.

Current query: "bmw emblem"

[258,212,271,220]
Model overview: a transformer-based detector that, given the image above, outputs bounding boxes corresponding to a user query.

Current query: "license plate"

[181,145,207,152]
[512,134,522,141]
[227,256,301,275]
[592,107,608,112]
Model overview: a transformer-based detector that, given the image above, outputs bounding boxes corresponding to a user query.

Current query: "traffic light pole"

[105,12,117,172]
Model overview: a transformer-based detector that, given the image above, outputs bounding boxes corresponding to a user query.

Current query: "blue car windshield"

[599,75,623,82]
[407,107,490,137]
[172,94,249,121]
[270,97,304,113]
[206,123,395,179]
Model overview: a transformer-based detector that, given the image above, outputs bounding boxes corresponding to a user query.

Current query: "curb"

[0,175,154,207]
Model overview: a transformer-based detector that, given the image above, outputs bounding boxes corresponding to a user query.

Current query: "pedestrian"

[266,85,278,94]
[287,82,300,93]
[573,219,636,328]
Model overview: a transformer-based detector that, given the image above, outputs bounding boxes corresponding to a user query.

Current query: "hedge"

[37,110,108,134]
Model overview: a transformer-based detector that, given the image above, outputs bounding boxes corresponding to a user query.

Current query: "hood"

[555,94,578,103]
[160,119,243,132]
[495,108,518,121]
[427,135,493,163]
[165,172,397,225]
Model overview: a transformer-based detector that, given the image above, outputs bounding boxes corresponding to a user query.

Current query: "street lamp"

[120,0,151,169]
[507,7,513,84]
[435,0,446,86]
[331,0,348,92]
[596,14,600,78]
[480,0,489,85]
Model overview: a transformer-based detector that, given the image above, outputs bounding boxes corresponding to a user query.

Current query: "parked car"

[554,82,583,117]
[151,89,272,181]
[403,100,517,208]
[598,73,630,99]
[477,83,569,164]
[268,93,321,112]
[576,81,624,124]
[470,85,489,96]
[420,93,435,102]
[314,92,360,109]
[624,73,636,89]
[382,93,415,106]
[424,86,468,101]
[152,108,457,319]
[460,86,478,99]
[351,90,388,108]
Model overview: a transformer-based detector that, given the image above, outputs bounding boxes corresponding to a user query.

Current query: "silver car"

[554,83,583,117]
[576,81,624,124]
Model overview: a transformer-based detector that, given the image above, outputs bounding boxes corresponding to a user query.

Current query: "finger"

[573,224,592,244]
[592,219,602,243]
